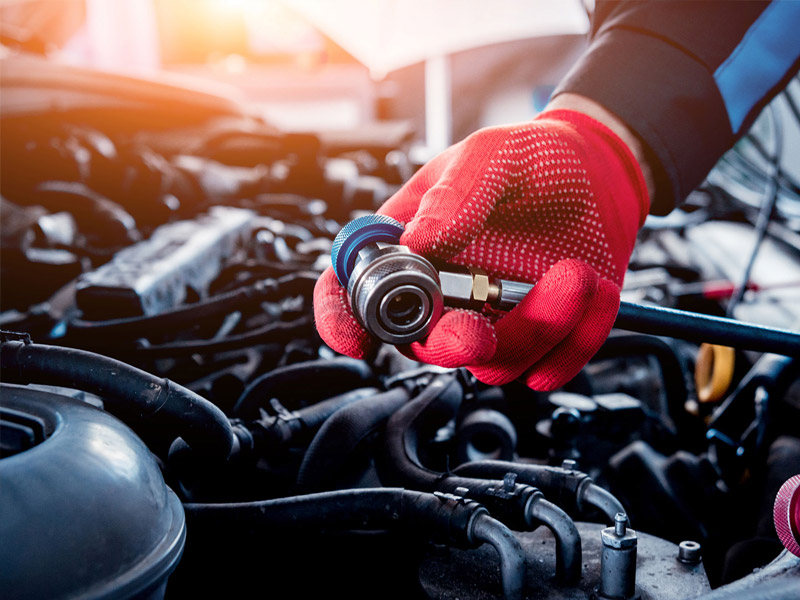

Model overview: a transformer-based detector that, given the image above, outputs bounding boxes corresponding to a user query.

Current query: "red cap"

[774,474,800,557]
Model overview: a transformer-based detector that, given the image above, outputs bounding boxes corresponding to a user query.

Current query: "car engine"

[1,50,799,600]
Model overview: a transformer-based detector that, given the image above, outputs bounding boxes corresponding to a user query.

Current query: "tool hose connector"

[331,214,405,287]
[333,216,443,344]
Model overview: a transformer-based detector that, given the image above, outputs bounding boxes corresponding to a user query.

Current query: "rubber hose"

[296,386,383,433]
[379,373,464,489]
[0,340,234,458]
[471,512,527,600]
[253,387,380,447]
[184,488,525,600]
[529,496,582,582]
[453,460,625,524]
[378,375,581,583]
[233,356,374,420]
[185,487,408,529]
[456,408,518,463]
[67,272,317,338]
[296,387,411,491]
[124,317,313,359]
[616,302,800,357]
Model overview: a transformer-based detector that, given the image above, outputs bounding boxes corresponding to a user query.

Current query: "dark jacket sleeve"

[553,0,800,214]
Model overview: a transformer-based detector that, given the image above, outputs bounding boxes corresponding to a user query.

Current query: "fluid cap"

[774,474,800,557]
[331,214,404,287]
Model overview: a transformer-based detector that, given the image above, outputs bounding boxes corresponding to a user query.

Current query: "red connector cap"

[774,474,800,557]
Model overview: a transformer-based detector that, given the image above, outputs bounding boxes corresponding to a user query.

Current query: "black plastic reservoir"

[0,384,186,599]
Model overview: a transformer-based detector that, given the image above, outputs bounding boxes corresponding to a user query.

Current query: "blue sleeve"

[553,0,800,214]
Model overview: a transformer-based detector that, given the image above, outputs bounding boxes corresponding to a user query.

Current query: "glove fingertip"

[315,312,374,360]
[467,366,519,387]
[523,370,571,392]
[402,309,496,368]
[313,268,376,359]
[537,259,600,301]
[523,278,620,391]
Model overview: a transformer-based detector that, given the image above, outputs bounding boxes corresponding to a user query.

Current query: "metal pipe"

[581,482,627,525]
[471,512,526,600]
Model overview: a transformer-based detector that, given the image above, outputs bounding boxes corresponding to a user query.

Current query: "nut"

[468,267,491,303]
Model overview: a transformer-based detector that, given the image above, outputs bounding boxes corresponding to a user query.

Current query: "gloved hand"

[314,109,649,390]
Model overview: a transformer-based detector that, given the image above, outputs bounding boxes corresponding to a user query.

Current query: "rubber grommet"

[694,343,735,403]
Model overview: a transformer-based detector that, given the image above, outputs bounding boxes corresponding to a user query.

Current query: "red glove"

[314,109,649,390]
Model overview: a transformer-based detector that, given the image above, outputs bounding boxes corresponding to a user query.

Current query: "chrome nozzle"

[348,243,444,344]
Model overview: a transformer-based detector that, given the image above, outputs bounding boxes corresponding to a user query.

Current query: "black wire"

[733,138,800,198]
[783,82,800,124]
[726,101,784,317]
[712,79,800,220]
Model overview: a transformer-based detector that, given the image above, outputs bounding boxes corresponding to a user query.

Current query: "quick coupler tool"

[331,215,800,356]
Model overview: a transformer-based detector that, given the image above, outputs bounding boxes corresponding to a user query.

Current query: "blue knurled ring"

[331,215,405,287]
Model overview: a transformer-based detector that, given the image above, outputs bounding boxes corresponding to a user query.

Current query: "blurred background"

[0,0,590,152]
[0,0,600,316]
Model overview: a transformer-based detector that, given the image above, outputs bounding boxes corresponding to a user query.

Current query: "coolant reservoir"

[0,384,186,599]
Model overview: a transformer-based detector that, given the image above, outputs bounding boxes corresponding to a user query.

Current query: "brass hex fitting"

[438,266,500,310]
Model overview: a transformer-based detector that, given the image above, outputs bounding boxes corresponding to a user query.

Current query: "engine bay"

[1,50,800,600]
